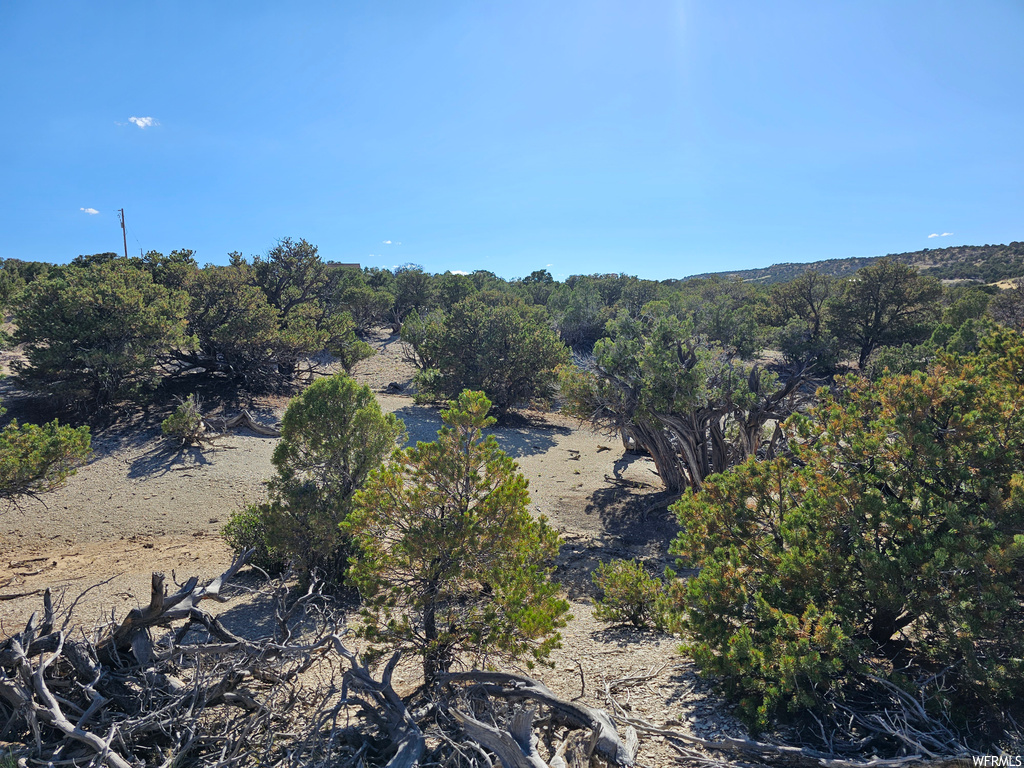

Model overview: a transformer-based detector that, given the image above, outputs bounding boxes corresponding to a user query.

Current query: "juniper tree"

[223,373,404,584]
[0,412,90,504]
[403,294,569,415]
[828,258,941,369]
[13,260,190,408]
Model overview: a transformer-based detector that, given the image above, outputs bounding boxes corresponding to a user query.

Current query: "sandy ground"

[0,333,749,764]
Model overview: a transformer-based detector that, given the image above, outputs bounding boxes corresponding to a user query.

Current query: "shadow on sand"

[126,425,280,480]
[553,482,681,601]
[127,436,221,479]
[389,403,569,458]
[176,572,353,643]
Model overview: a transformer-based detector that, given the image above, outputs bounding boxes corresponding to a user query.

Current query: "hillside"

[684,241,1024,285]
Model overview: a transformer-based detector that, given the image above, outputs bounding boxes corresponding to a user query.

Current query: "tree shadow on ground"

[186,571,352,643]
[553,484,680,601]
[0,373,291,460]
[490,414,569,458]
[391,403,445,447]
[586,484,679,546]
[372,331,405,353]
[609,451,648,480]
[588,623,671,648]
[389,402,566,458]
[127,434,219,479]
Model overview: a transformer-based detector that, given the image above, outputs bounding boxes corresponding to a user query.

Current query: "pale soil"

[0,333,750,764]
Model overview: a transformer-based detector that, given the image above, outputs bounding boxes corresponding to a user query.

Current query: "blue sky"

[2,1,1021,280]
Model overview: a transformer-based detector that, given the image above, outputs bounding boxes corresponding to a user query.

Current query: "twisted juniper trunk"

[631,420,688,493]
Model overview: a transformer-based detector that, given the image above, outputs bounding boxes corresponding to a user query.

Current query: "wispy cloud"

[927,232,954,238]
[451,270,470,275]
[382,240,392,245]
[80,207,99,215]
[546,263,553,267]
[128,116,158,129]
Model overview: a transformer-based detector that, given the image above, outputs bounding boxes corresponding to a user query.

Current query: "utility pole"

[118,208,128,259]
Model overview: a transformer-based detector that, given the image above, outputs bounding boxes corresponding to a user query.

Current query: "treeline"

[1,240,373,407]
[4,239,1024,416]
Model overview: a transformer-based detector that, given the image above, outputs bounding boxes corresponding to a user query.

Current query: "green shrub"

[0,412,91,503]
[671,329,1024,734]
[592,559,668,630]
[160,394,205,446]
[221,502,287,574]
[402,293,569,415]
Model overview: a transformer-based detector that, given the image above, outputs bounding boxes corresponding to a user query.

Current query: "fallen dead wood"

[2,567,645,767]
[0,588,42,601]
[605,690,967,768]
[0,555,305,767]
[444,669,640,767]
[453,706,549,768]
[202,409,282,438]
[102,548,252,660]
[333,645,426,768]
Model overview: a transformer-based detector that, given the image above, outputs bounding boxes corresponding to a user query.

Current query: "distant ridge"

[681,241,1024,286]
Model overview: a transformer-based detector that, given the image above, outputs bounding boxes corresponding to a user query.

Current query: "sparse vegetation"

[561,306,801,493]
[592,558,668,630]
[221,500,287,574]
[0,411,91,503]
[403,293,569,415]
[13,260,191,408]
[160,393,205,446]
[6,238,1024,764]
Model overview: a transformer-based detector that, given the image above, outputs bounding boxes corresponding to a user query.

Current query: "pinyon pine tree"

[346,390,569,685]
[671,328,1024,733]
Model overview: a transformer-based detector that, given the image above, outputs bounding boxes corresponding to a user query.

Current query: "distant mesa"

[679,242,1024,286]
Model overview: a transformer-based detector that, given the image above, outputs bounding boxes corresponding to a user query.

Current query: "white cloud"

[451,270,470,275]
[928,233,939,238]
[941,232,953,237]
[80,207,99,215]
[546,263,553,267]
[129,116,158,129]
[928,232,954,238]
[382,240,392,245]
